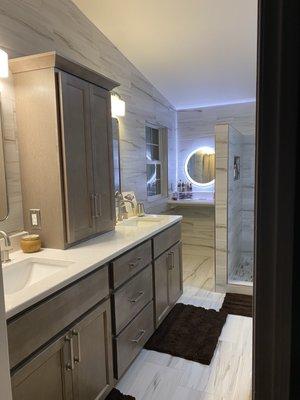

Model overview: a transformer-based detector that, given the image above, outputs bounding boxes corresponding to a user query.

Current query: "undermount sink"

[2,258,74,295]
[119,215,165,228]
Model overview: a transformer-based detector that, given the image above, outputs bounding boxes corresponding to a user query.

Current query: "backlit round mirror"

[185,146,215,186]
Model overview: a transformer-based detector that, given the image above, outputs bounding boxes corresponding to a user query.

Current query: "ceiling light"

[0,49,9,78]
[111,92,125,117]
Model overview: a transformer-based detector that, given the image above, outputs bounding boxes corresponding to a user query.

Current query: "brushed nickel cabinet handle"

[90,194,96,219]
[168,253,173,270]
[72,330,81,364]
[171,251,175,269]
[129,257,142,270]
[129,291,144,303]
[96,194,102,218]
[65,335,75,371]
[131,329,146,343]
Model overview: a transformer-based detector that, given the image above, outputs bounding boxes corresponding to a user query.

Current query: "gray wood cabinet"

[11,301,113,400]
[8,222,182,396]
[71,301,114,400]
[10,52,119,249]
[11,331,73,400]
[154,241,183,326]
[59,72,115,244]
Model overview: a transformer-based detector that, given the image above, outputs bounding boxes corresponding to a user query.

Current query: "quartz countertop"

[3,214,181,319]
[167,198,214,206]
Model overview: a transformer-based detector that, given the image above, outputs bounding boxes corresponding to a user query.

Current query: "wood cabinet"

[8,222,182,396]
[11,301,113,400]
[10,52,119,249]
[154,241,183,326]
[11,333,72,400]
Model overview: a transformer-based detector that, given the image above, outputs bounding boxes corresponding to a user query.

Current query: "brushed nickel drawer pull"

[129,291,144,303]
[65,335,75,371]
[131,329,146,343]
[129,257,142,270]
[72,330,81,364]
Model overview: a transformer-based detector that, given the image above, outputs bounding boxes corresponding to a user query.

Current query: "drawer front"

[8,265,109,369]
[153,222,181,258]
[111,240,152,289]
[113,265,153,334]
[114,301,154,378]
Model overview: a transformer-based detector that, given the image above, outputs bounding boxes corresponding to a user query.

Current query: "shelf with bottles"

[168,181,214,206]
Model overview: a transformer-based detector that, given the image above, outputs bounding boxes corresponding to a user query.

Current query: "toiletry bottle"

[178,180,182,199]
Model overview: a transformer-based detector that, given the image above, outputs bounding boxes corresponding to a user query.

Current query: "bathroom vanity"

[3,217,182,400]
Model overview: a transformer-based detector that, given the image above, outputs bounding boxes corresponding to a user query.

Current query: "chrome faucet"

[0,230,11,263]
[115,192,135,221]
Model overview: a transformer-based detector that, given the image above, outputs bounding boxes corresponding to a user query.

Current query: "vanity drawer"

[113,265,153,334]
[7,265,109,369]
[114,301,154,379]
[111,240,152,288]
[153,222,181,258]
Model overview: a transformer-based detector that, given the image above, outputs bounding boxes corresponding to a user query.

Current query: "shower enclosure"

[215,124,255,294]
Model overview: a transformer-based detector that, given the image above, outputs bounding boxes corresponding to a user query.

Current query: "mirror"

[185,146,215,186]
[0,98,8,221]
[112,118,121,193]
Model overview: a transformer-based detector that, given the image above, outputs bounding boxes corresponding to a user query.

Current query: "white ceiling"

[73,0,258,109]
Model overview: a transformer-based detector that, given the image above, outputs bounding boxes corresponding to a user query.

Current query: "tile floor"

[116,285,253,400]
[182,252,215,291]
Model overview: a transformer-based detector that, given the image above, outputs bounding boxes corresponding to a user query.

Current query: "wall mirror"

[185,146,215,186]
[112,118,121,193]
[0,98,8,221]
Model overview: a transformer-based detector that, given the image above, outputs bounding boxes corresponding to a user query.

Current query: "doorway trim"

[254,0,299,398]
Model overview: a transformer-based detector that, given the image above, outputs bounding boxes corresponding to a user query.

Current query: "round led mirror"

[185,146,215,186]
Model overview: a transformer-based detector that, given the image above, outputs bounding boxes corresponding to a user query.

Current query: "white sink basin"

[119,215,165,228]
[3,258,74,295]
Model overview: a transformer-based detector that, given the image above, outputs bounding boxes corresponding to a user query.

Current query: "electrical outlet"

[29,209,41,229]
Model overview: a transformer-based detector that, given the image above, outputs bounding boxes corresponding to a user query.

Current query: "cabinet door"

[90,84,115,234]
[72,300,114,400]
[168,242,183,305]
[154,251,171,326]
[11,334,73,400]
[59,71,95,244]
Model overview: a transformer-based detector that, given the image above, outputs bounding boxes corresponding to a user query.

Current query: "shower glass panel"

[227,126,255,285]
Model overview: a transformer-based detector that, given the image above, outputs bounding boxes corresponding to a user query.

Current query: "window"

[146,125,168,198]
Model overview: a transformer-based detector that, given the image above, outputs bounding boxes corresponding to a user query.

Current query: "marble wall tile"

[215,124,254,293]
[0,0,177,233]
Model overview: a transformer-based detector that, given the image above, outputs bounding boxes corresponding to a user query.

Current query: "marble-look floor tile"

[117,286,252,400]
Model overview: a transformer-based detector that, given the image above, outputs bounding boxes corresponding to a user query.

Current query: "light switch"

[29,209,41,229]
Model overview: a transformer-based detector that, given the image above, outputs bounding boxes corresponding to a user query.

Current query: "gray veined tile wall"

[0,0,177,234]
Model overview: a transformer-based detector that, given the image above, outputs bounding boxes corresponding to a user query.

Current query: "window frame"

[145,123,168,201]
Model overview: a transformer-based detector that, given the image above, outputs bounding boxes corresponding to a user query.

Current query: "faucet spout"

[0,230,11,263]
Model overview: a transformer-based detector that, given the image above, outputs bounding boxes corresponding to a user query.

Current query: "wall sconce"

[0,49,9,78]
[111,92,125,117]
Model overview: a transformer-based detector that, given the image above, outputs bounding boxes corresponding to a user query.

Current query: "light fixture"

[111,92,125,117]
[0,49,9,78]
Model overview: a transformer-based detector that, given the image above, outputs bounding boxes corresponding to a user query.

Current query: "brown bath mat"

[220,293,253,317]
[144,303,227,365]
[105,388,135,400]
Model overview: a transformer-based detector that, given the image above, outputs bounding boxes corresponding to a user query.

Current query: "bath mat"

[105,388,135,400]
[144,303,227,365]
[220,293,253,317]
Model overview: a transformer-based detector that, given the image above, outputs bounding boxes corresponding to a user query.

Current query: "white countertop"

[167,199,214,206]
[3,214,181,319]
